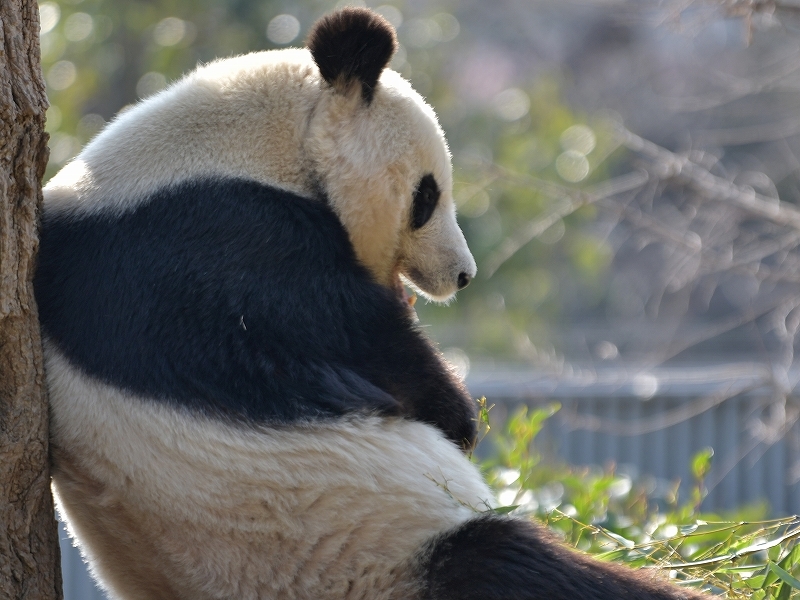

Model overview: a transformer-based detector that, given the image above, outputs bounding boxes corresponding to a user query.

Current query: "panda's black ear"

[307,8,397,104]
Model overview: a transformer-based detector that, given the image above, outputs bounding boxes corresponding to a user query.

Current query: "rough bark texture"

[0,1,62,599]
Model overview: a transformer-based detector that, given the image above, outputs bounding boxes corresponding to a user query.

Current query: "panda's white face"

[305,69,476,301]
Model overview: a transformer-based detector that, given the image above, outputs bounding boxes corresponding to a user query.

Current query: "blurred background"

[41,0,800,596]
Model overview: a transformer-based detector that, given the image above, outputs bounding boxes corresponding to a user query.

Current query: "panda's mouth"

[392,272,417,307]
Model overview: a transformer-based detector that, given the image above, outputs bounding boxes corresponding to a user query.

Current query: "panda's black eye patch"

[411,174,440,230]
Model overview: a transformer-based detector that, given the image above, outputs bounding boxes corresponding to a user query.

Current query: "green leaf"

[594,549,631,562]
[778,543,800,571]
[768,562,800,590]
[491,505,519,515]
[691,447,714,480]
[717,564,768,576]
[776,582,790,600]
[763,563,780,591]
[737,530,800,559]
[625,556,651,568]
[602,530,635,549]
[735,575,765,589]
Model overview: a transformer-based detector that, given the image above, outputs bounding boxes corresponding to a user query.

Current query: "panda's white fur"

[40,8,708,600]
[45,48,472,301]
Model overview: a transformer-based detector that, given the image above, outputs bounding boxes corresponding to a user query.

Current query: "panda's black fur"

[307,7,397,102]
[37,8,708,599]
[36,177,476,448]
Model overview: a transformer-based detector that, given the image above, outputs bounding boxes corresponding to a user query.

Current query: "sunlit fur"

[45,50,475,300]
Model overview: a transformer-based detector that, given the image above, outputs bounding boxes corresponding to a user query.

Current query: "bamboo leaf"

[768,562,800,590]
[491,505,519,515]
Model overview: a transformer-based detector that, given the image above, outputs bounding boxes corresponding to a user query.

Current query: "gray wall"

[60,521,107,600]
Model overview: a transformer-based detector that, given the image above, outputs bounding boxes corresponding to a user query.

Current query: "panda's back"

[36,177,406,422]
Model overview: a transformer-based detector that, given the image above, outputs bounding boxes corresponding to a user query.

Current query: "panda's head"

[305,9,476,302]
[44,8,474,302]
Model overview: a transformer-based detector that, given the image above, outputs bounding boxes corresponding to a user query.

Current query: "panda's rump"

[48,346,491,600]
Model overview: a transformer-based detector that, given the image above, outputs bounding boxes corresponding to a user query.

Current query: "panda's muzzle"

[396,238,476,302]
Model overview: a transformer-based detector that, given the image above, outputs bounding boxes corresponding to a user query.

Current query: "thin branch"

[617,125,800,230]
[484,170,649,277]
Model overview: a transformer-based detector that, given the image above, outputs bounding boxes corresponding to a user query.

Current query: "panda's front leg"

[352,305,479,452]
[382,333,479,453]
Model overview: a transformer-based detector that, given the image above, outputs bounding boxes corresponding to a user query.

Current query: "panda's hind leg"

[417,515,707,600]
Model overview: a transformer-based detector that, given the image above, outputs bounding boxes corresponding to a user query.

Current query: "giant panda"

[35,8,707,600]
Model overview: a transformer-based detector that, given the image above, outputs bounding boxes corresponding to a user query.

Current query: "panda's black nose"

[457,272,471,289]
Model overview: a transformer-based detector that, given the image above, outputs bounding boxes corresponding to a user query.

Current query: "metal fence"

[467,363,800,515]
[60,363,800,599]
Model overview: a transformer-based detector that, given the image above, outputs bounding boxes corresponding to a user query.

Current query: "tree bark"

[0,1,62,599]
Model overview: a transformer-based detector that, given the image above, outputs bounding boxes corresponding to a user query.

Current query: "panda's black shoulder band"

[307,8,397,103]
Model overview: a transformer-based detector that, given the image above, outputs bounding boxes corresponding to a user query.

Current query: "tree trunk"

[0,1,62,599]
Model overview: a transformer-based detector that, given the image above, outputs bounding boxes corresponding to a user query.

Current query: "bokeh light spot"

[404,18,441,48]
[375,5,403,29]
[64,12,93,42]
[154,17,187,47]
[456,187,490,218]
[267,15,300,45]
[433,13,459,42]
[556,150,590,182]
[39,2,60,34]
[46,105,62,131]
[539,219,565,245]
[136,72,167,99]
[493,88,530,121]
[78,113,106,140]
[560,124,596,155]
[595,341,619,361]
[632,373,658,400]
[442,347,470,379]
[49,132,81,165]
[40,31,66,62]
[47,60,77,90]
[334,0,366,9]
[390,43,407,70]
[93,15,114,42]
[96,44,124,75]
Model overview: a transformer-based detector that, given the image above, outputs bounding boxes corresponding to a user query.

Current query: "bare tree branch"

[485,170,649,277]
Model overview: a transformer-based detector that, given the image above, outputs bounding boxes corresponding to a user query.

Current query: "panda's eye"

[411,174,440,230]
